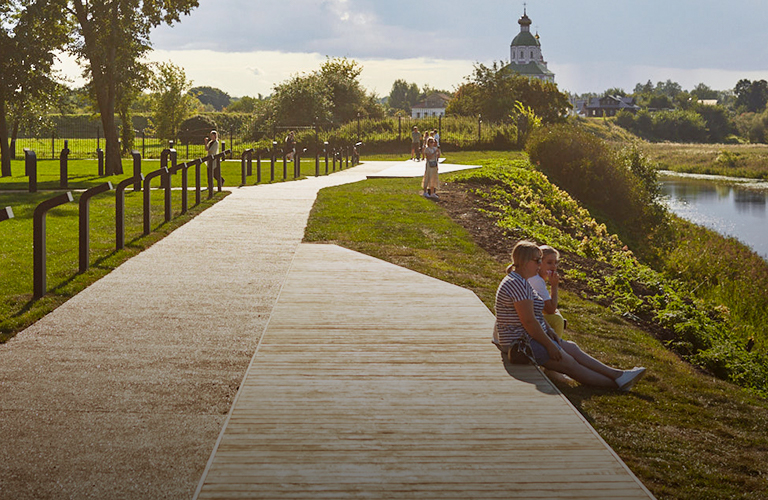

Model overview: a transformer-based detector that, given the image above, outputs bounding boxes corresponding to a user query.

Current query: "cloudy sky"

[55,0,768,98]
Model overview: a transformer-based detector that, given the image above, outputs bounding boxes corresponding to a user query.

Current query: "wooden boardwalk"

[195,244,654,499]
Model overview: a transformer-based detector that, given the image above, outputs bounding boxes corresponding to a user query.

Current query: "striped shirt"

[493,271,549,346]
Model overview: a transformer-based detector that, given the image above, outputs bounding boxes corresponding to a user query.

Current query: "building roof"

[511,31,540,47]
[501,61,554,77]
[412,93,451,109]
[585,95,640,110]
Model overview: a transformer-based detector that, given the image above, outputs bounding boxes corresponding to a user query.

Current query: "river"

[659,172,768,260]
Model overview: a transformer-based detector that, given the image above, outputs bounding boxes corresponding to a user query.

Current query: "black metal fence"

[8,113,519,161]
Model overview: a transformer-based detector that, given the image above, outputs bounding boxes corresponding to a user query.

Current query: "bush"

[526,123,669,261]
[178,115,218,145]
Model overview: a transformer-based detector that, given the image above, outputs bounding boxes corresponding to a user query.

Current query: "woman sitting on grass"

[494,240,646,391]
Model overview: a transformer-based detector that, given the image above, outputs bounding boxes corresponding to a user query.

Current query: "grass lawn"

[0,188,224,342]
[640,142,768,180]
[304,170,768,499]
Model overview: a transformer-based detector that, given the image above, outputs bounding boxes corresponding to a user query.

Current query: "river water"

[659,172,768,260]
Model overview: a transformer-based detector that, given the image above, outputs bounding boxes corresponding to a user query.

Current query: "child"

[528,245,566,338]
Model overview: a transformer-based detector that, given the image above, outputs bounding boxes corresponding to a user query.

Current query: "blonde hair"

[539,245,560,261]
[506,240,541,273]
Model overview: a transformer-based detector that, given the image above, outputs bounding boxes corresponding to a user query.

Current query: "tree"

[735,79,768,113]
[226,96,266,113]
[149,62,197,142]
[66,0,198,175]
[388,79,420,114]
[190,86,231,111]
[691,83,719,101]
[603,87,627,97]
[447,62,570,123]
[1,0,69,177]
[268,57,383,128]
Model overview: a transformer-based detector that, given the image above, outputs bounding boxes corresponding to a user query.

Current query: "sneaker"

[431,193,439,199]
[615,367,646,391]
[423,192,432,199]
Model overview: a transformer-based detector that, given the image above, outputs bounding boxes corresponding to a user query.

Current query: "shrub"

[526,123,669,261]
[178,115,218,145]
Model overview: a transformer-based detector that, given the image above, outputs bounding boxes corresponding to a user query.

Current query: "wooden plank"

[194,244,655,500]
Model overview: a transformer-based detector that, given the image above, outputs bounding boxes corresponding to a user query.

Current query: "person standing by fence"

[205,130,222,185]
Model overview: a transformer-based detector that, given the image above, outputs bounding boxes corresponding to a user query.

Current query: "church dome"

[511,31,539,47]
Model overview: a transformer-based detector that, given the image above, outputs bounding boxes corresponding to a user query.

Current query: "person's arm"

[514,299,562,361]
[543,271,559,314]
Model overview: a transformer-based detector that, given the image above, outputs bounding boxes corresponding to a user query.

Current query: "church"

[501,7,555,83]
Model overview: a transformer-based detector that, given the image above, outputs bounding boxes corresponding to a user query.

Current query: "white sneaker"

[423,192,432,198]
[615,367,646,391]
[431,193,439,199]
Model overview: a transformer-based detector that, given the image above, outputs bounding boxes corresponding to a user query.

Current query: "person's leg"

[559,340,623,380]
[543,349,618,388]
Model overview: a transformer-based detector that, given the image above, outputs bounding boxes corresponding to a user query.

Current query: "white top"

[528,274,550,301]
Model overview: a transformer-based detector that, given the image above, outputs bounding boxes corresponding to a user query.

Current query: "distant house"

[411,93,451,119]
[698,99,718,106]
[582,95,640,117]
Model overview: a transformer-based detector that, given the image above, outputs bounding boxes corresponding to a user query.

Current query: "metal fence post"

[282,149,287,180]
[97,148,104,176]
[205,155,214,199]
[271,141,277,182]
[241,149,253,185]
[25,150,37,193]
[478,114,482,143]
[324,142,329,174]
[256,151,262,184]
[143,167,169,235]
[79,182,114,273]
[33,192,74,298]
[191,158,202,207]
[60,141,70,188]
[116,174,144,250]
[131,150,142,192]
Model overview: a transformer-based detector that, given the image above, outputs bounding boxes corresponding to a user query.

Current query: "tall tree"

[0,0,69,177]
[66,0,198,175]
[388,79,420,114]
[149,61,197,142]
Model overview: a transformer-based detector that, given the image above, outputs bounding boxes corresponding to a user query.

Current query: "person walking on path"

[411,126,421,160]
[422,137,441,199]
[494,240,646,391]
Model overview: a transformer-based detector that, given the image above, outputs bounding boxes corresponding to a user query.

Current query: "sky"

[54,0,768,99]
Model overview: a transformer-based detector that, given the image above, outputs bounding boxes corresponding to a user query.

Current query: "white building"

[411,93,451,119]
[501,8,554,83]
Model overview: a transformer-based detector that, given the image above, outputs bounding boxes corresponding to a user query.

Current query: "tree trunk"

[0,98,11,177]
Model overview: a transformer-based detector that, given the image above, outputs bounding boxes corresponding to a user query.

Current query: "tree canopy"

[190,86,231,111]
[266,57,384,129]
[66,0,199,174]
[0,0,69,176]
[447,62,570,123]
[388,79,420,114]
[150,62,197,142]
